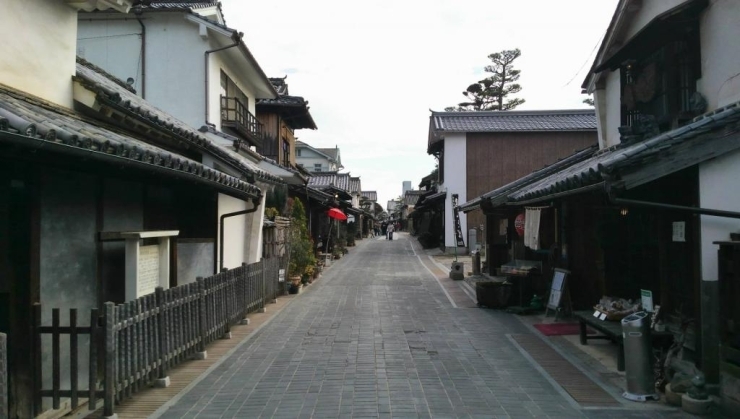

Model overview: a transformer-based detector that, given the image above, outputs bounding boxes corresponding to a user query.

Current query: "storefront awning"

[468,101,740,208]
[0,85,262,201]
[414,190,446,212]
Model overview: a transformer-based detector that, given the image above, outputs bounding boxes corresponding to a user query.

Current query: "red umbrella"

[327,208,347,221]
[324,208,347,256]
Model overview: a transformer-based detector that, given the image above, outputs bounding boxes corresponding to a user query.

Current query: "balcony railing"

[220,96,264,148]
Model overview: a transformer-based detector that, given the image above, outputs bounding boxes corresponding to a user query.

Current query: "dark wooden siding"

[465,131,597,231]
[256,112,280,160]
[256,112,299,166]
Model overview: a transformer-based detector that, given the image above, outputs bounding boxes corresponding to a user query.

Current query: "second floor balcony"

[221,96,264,148]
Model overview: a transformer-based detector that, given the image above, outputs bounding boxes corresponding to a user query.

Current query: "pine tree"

[453,48,525,111]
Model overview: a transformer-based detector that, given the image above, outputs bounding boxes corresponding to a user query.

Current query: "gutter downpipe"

[136,15,146,98]
[511,181,740,219]
[610,195,740,220]
[205,33,242,126]
[219,197,261,272]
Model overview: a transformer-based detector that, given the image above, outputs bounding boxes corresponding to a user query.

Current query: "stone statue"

[687,373,709,400]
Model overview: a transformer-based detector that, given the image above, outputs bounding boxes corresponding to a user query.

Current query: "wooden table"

[573,310,673,372]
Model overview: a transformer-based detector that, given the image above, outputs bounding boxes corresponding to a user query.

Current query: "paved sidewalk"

[151,232,699,418]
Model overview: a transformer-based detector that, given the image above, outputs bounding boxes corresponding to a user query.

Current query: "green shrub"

[288,199,316,277]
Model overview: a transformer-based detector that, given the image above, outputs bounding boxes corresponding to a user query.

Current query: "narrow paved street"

[154,233,694,419]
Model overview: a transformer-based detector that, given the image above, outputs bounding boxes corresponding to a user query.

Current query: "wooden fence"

[33,255,287,417]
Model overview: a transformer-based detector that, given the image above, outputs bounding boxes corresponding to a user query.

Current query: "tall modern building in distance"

[402,181,411,195]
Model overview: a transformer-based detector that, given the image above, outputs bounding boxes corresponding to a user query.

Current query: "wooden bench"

[573,310,672,372]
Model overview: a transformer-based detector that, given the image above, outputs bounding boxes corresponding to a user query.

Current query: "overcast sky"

[222,0,619,210]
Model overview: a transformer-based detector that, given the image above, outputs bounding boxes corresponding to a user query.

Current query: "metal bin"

[621,311,659,401]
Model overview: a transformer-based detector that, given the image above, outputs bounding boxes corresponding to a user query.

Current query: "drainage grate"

[512,334,621,407]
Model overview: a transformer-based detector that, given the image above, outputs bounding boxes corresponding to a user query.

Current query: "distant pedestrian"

[387,223,394,240]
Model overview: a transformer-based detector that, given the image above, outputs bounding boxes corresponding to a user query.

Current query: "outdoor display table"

[573,310,673,372]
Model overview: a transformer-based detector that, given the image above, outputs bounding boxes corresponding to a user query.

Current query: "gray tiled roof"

[136,1,218,10]
[415,190,446,209]
[308,172,351,192]
[256,94,317,130]
[349,177,361,194]
[0,84,260,199]
[75,58,282,185]
[431,109,597,133]
[316,147,339,160]
[464,101,740,207]
[268,77,289,95]
[361,191,377,201]
[404,190,425,206]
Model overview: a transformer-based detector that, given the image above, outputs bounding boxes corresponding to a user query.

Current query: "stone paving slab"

[150,233,702,419]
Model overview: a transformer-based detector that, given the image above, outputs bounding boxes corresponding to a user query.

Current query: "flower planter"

[288,283,302,294]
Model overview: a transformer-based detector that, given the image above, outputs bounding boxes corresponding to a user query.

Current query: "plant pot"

[288,283,302,294]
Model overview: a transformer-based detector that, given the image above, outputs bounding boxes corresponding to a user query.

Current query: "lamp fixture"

[620,207,629,216]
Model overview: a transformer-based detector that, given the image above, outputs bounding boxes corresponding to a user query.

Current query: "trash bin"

[621,311,659,401]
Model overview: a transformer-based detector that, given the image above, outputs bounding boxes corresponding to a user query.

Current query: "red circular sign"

[514,213,525,237]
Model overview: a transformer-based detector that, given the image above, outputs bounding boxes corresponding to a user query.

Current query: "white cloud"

[223,0,618,208]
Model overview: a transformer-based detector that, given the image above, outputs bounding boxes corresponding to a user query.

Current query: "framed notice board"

[546,268,571,316]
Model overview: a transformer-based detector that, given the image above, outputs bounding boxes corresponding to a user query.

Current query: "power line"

[563,31,606,88]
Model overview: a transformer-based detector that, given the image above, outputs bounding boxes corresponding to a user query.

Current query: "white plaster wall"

[243,193,267,263]
[441,133,467,249]
[2,0,77,107]
[593,88,609,149]
[146,14,208,128]
[699,149,740,281]
[697,0,740,109]
[621,0,688,41]
[78,13,206,127]
[78,12,265,131]
[217,193,248,270]
[210,52,260,130]
[77,15,143,93]
[601,70,624,148]
[296,149,333,172]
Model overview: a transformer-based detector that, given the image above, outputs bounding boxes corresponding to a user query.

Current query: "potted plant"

[288,199,316,293]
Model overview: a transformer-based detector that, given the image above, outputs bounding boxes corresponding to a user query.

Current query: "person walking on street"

[387,222,394,240]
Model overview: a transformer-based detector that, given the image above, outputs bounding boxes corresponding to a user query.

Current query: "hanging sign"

[452,194,465,247]
[514,213,526,237]
[640,289,654,313]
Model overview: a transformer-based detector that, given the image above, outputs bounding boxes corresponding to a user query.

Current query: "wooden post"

[52,308,60,410]
[240,263,249,325]
[154,287,169,387]
[0,332,7,419]
[103,302,116,418]
[259,260,266,313]
[222,269,231,338]
[32,303,42,417]
[88,309,99,410]
[70,309,78,409]
[195,278,207,360]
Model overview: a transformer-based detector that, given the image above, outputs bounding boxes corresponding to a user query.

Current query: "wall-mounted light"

[620,207,629,216]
